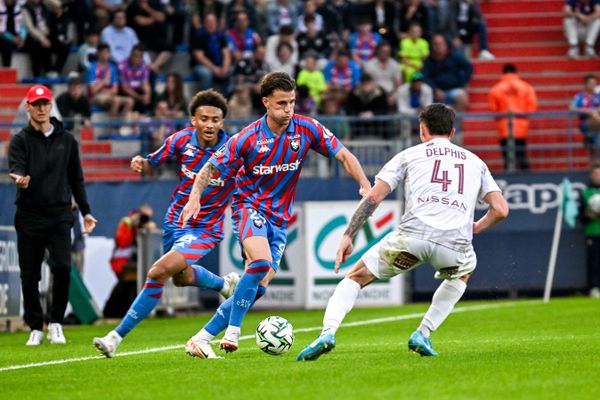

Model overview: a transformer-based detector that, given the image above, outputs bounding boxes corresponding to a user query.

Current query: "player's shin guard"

[322,278,361,335]
[228,259,270,328]
[420,278,467,337]
[204,285,267,336]
[190,265,225,291]
[115,279,164,338]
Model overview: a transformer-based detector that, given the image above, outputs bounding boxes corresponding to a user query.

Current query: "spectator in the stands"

[446,0,495,60]
[296,13,333,66]
[398,0,429,39]
[190,0,225,33]
[396,72,433,138]
[190,12,232,93]
[163,0,185,47]
[227,10,261,62]
[93,0,126,31]
[149,100,179,155]
[268,41,297,77]
[228,75,253,119]
[155,72,186,118]
[315,0,354,43]
[225,0,256,29]
[65,0,92,45]
[323,47,361,101]
[0,0,26,68]
[22,0,69,77]
[265,24,299,72]
[87,43,134,117]
[266,0,298,36]
[363,40,402,101]
[119,44,152,114]
[344,73,390,138]
[319,89,350,139]
[422,33,472,112]
[363,0,399,48]
[571,74,600,164]
[349,16,381,66]
[296,52,327,105]
[100,9,139,64]
[56,73,92,130]
[297,0,323,33]
[126,0,172,73]
[295,84,317,115]
[78,29,98,73]
[489,64,537,172]
[564,0,600,58]
[233,44,270,113]
[399,22,429,83]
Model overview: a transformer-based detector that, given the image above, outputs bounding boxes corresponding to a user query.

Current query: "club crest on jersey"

[290,139,300,152]
[252,217,264,228]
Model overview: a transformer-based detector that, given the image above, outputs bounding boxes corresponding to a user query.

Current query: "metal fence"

[0,110,587,179]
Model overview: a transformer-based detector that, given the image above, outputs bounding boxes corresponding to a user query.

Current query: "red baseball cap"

[26,85,53,103]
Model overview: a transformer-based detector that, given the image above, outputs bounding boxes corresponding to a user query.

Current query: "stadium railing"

[0,111,586,180]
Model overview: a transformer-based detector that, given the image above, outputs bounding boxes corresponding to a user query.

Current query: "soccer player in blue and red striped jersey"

[93,89,240,358]
[180,72,371,358]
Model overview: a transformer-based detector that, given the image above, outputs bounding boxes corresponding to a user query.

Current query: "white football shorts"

[361,230,477,280]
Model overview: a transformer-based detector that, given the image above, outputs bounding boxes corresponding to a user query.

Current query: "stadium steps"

[466,0,600,171]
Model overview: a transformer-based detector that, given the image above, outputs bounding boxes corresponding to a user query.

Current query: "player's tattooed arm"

[344,197,379,238]
[343,179,391,238]
[189,162,218,201]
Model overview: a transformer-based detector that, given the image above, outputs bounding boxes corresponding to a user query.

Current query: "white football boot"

[185,338,222,359]
[219,326,240,353]
[47,323,67,344]
[219,272,240,299]
[26,330,44,346]
[93,330,123,358]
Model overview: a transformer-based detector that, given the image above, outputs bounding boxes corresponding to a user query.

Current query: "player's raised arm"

[334,147,372,197]
[178,161,219,227]
[335,179,391,272]
[473,191,509,234]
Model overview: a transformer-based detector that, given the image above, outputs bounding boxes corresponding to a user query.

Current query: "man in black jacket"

[8,85,97,346]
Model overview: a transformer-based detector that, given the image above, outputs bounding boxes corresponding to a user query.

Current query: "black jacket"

[8,117,91,216]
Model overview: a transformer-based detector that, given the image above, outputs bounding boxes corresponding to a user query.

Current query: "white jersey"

[375,137,501,251]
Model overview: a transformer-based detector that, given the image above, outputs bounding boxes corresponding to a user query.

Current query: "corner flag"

[562,177,578,228]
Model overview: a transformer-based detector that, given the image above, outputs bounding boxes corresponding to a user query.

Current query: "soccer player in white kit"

[297,103,509,360]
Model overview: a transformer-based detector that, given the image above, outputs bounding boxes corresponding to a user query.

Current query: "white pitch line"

[0,301,528,373]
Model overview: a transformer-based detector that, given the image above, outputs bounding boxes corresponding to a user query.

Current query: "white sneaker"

[185,338,222,359]
[219,272,240,299]
[586,46,597,58]
[478,49,496,60]
[219,326,240,353]
[567,46,580,59]
[590,287,600,298]
[93,330,123,358]
[47,323,66,344]
[26,330,44,346]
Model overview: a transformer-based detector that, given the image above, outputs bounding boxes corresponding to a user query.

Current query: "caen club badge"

[290,139,300,152]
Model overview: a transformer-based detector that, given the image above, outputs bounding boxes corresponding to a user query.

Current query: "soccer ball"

[255,316,294,355]
[589,194,600,213]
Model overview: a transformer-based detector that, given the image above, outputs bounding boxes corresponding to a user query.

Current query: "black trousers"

[500,138,529,171]
[15,208,73,330]
[586,236,600,290]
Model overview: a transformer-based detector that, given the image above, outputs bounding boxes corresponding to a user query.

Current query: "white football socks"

[419,278,467,338]
[193,328,215,343]
[322,278,361,335]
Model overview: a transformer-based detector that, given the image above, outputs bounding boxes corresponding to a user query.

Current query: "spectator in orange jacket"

[489,63,537,171]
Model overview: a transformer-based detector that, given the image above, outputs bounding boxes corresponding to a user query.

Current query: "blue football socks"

[204,284,267,336]
[115,279,163,338]
[190,265,224,291]
[229,259,270,328]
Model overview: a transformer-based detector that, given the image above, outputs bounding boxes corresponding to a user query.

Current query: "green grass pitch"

[1,297,599,400]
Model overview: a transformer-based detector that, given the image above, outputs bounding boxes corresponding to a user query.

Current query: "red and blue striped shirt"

[147,127,236,231]
[209,114,343,227]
